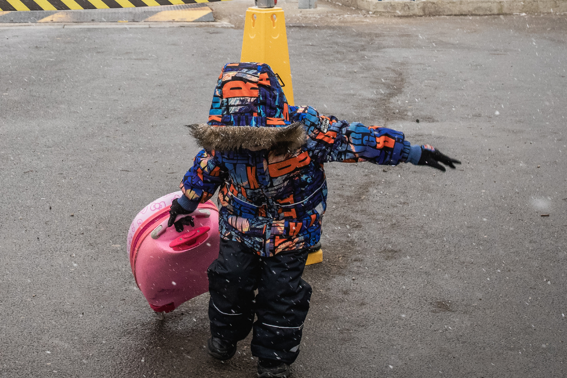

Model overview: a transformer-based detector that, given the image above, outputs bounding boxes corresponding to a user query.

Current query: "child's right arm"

[178,149,226,210]
[168,149,227,230]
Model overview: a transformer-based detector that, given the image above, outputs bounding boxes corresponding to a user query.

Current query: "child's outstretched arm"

[290,105,460,171]
[168,149,227,230]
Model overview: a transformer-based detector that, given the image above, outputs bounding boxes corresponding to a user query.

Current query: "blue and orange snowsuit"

[177,62,421,364]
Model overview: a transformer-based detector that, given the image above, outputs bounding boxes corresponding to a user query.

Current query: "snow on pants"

[207,239,312,364]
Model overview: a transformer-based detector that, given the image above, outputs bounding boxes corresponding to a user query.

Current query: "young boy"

[167,62,460,378]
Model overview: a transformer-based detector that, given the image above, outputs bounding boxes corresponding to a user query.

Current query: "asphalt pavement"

[1,9,566,378]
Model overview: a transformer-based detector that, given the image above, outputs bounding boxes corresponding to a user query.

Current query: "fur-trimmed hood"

[188,122,307,154]
[193,62,305,153]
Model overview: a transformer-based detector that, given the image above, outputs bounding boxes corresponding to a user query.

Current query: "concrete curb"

[0,3,215,23]
[329,0,567,16]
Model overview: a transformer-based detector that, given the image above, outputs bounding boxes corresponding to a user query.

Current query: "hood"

[188,62,307,154]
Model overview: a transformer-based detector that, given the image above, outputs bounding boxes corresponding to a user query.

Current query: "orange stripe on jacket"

[315,130,337,144]
[309,214,317,227]
[376,136,396,149]
[223,81,259,98]
[209,115,222,123]
[259,73,270,86]
[268,151,311,178]
[274,236,289,247]
[219,187,230,207]
[283,103,289,121]
[259,206,267,217]
[210,166,221,177]
[229,184,239,196]
[289,222,302,237]
[247,166,259,189]
[283,208,297,219]
[275,239,295,254]
[201,191,214,203]
[277,194,294,205]
[267,117,287,126]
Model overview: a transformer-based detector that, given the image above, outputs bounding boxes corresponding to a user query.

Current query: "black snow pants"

[207,239,312,365]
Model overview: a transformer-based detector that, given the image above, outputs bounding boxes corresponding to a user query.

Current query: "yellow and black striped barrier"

[0,0,226,12]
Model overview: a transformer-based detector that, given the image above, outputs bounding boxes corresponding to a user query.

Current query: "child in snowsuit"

[167,62,460,378]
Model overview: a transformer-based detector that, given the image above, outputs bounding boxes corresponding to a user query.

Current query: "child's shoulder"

[291,106,320,128]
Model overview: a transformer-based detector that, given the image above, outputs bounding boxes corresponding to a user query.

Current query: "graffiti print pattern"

[180,63,412,257]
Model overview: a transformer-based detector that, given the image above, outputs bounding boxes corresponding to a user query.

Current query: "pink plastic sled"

[127,192,220,313]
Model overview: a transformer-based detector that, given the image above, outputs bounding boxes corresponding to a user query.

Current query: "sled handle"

[169,226,211,250]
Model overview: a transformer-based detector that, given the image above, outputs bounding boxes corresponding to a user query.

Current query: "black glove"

[417,145,461,172]
[167,198,194,232]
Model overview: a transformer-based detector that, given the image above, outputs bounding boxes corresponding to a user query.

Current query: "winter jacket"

[178,62,421,257]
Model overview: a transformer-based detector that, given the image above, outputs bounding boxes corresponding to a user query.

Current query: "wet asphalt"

[1,11,566,378]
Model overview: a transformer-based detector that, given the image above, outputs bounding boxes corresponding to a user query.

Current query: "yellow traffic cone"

[241,4,323,265]
[241,6,295,105]
[306,248,323,265]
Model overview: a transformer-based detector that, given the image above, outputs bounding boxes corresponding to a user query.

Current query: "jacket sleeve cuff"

[177,194,199,213]
[407,145,422,165]
[401,141,411,162]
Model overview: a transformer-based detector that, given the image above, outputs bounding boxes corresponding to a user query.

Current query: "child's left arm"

[290,105,460,170]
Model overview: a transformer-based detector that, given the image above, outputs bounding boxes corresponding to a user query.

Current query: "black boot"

[207,337,237,361]
[257,359,291,378]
